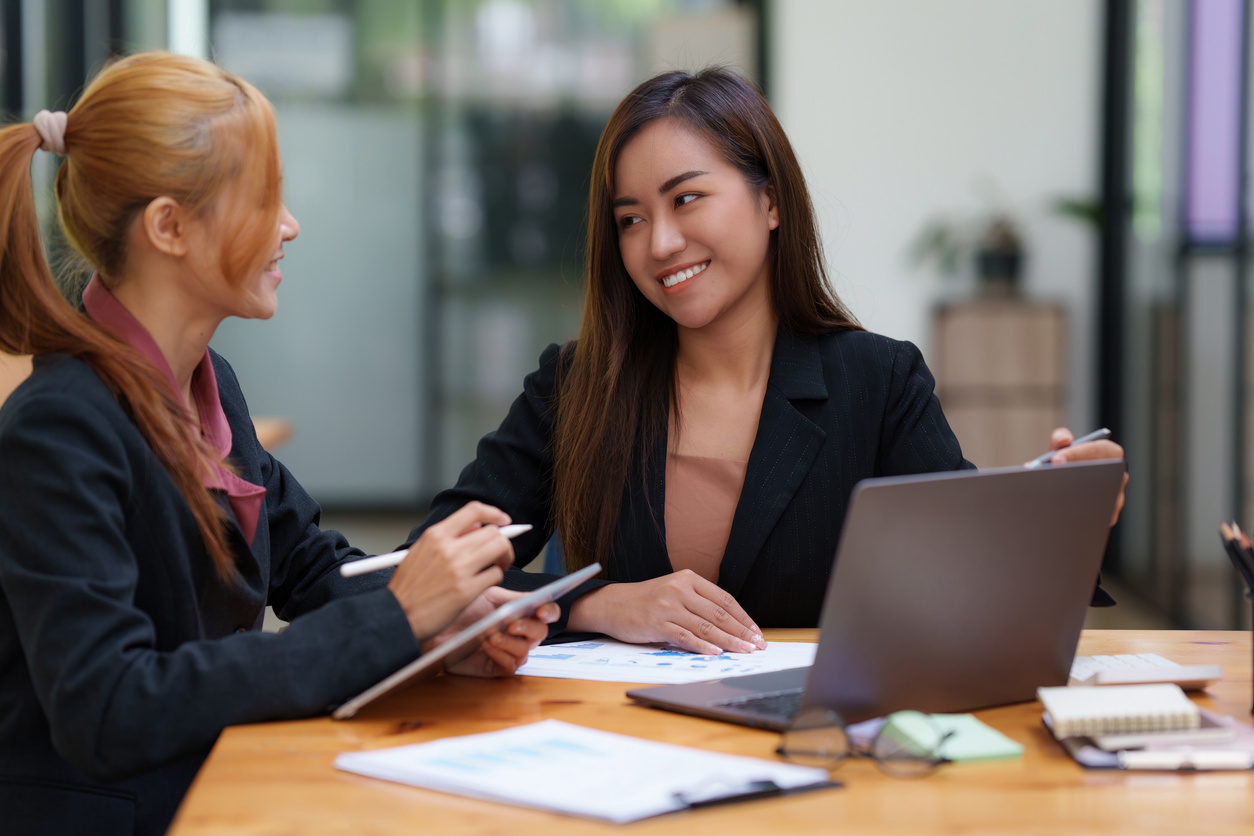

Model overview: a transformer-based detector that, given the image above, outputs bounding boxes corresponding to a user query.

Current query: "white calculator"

[1069,653,1222,690]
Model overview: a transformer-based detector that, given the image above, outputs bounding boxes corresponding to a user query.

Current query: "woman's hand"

[1039,427,1129,526]
[387,502,517,641]
[424,586,561,678]
[566,569,767,655]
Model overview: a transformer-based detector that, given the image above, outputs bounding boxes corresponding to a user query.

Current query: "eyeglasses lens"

[778,706,849,768]
[873,710,947,778]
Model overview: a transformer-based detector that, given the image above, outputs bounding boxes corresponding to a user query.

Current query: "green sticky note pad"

[930,714,1024,762]
[884,713,1024,763]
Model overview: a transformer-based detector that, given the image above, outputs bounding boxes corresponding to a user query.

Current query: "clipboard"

[333,563,602,719]
[333,719,836,822]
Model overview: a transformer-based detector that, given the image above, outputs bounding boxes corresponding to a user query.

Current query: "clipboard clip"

[672,777,840,810]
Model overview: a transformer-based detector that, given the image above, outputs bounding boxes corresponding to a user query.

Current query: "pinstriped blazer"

[409,326,978,629]
[0,352,418,836]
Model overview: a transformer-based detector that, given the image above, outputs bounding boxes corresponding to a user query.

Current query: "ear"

[140,197,192,257]
[764,184,780,231]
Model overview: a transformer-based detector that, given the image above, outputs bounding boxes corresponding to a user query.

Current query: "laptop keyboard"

[712,689,805,720]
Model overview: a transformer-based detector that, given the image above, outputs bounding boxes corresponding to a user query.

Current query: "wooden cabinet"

[931,300,1067,468]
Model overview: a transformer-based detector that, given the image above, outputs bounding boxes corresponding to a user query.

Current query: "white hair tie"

[33,110,68,155]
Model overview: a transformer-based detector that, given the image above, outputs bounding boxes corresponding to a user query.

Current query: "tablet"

[332,563,602,719]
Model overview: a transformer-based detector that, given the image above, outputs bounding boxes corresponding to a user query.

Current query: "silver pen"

[1024,428,1112,468]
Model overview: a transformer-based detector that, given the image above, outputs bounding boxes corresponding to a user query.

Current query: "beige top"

[664,453,749,584]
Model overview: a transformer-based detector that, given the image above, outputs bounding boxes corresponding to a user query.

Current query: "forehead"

[613,118,732,193]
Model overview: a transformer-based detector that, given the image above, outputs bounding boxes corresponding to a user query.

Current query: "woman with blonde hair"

[0,53,553,836]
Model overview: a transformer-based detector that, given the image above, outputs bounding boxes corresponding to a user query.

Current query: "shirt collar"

[82,275,265,545]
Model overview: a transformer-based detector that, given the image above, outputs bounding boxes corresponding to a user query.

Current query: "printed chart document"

[334,719,832,823]
[516,638,817,684]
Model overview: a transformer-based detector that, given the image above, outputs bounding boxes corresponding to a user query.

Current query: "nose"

[649,213,685,262]
[280,204,300,242]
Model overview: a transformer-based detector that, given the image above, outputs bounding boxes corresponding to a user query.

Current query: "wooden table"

[170,630,1254,835]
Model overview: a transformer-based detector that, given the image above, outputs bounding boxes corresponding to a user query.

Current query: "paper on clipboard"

[333,563,602,719]
[334,719,833,822]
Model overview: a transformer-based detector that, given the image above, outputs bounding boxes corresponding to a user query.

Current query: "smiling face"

[179,187,300,323]
[233,200,299,320]
[612,118,779,334]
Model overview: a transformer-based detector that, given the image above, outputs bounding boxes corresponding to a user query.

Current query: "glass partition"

[1117,0,1254,628]
[206,0,760,506]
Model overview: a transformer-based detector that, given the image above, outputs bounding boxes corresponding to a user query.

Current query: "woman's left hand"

[422,586,560,678]
[1040,427,1129,526]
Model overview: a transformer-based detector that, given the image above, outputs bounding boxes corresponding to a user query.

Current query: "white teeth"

[661,262,707,288]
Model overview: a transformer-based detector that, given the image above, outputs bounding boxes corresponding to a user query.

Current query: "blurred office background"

[4,0,1251,630]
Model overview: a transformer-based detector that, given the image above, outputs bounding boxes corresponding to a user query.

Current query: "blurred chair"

[0,353,32,409]
[0,356,295,459]
[251,417,295,453]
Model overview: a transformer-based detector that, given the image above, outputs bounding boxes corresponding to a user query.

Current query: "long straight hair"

[0,52,282,581]
[552,68,863,574]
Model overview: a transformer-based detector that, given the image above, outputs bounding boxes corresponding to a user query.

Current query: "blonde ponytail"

[0,52,284,581]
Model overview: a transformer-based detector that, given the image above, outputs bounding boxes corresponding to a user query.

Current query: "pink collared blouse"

[82,276,265,545]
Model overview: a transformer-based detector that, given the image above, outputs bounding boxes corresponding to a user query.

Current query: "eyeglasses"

[776,706,954,778]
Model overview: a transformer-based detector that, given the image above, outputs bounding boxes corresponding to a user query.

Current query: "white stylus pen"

[338,524,533,578]
[1024,428,1112,468]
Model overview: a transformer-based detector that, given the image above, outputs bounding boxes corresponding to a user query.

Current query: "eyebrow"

[612,170,709,209]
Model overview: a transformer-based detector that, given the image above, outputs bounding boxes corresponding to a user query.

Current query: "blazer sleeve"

[0,386,420,783]
[209,352,396,621]
[877,338,975,475]
[259,451,382,620]
[403,343,609,632]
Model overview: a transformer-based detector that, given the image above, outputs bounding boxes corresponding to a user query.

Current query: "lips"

[658,260,709,288]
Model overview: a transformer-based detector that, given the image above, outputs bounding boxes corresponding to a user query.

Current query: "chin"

[238,295,279,321]
[658,303,720,331]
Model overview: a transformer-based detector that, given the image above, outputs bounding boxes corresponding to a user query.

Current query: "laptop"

[626,460,1126,730]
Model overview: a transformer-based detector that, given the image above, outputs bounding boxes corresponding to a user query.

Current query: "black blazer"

[0,351,419,836]
[409,327,977,629]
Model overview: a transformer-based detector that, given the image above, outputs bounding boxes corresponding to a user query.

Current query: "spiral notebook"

[1038,683,1199,739]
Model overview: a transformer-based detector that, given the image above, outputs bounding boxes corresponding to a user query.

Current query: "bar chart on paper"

[516,638,817,684]
[334,720,831,823]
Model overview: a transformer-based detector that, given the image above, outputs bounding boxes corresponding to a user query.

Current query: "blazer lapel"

[718,329,829,599]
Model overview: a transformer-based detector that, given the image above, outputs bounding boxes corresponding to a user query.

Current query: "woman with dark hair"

[0,52,555,836]
[410,67,1127,655]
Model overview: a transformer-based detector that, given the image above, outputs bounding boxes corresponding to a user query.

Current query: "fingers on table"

[662,574,766,655]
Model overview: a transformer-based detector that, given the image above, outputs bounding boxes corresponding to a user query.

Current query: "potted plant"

[974,216,1023,295]
[909,210,1026,297]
